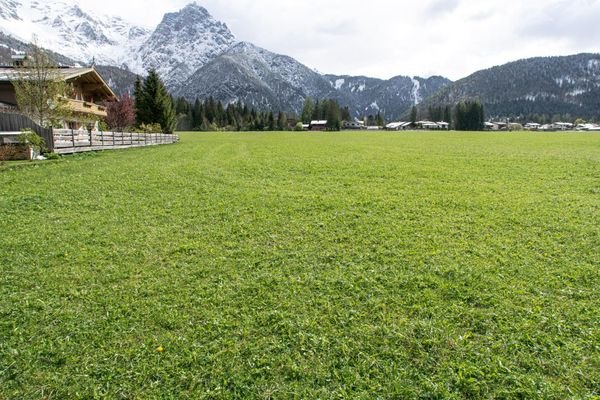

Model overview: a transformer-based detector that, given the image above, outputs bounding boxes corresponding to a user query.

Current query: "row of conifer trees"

[109,69,487,132]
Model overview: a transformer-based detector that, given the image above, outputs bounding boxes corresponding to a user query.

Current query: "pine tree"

[267,112,275,131]
[216,101,225,126]
[443,106,452,125]
[340,106,351,122]
[134,76,147,126]
[301,97,314,123]
[174,97,189,114]
[192,98,202,128]
[367,115,376,126]
[376,111,384,127]
[454,101,484,131]
[312,99,321,121]
[134,70,176,133]
[325,100,341,131]
[277,111,287,131]
[206,97,216,124]
[410,106,418,124]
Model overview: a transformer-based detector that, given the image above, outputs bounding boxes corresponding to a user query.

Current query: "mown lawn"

[0,131,598,399]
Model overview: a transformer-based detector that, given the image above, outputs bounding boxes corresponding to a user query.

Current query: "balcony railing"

[65,98,107,117]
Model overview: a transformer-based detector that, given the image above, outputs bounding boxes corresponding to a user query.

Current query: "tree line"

[106,67,490,132]
[173,97,294,132]
[106,68,489,133]
[5,43,588,135]
[410,102,485,131]
[300,98,351,130]
[106,69,352,132]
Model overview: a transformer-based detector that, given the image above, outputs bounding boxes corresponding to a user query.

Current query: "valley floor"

[0,132,598,398]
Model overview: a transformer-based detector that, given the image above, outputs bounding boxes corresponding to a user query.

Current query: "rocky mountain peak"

[135,2,236,87]
[68,4,87,19]
[180,2,210,17]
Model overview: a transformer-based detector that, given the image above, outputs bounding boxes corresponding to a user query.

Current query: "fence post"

[71,129,75,148]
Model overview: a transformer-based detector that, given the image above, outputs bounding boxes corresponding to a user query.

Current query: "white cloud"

[79,0,600,80]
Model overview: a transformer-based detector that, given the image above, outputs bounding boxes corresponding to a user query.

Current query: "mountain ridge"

[1,1,598,120]
[0,1,449,118]
[418,53,600,120]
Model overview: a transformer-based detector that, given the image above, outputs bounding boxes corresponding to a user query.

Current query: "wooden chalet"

[0,65,117,130]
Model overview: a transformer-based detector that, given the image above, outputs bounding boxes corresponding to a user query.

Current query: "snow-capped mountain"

[134,3,236,88]
[174,41,450,118]
[0,1,234,86]
[1,0,447,118]
[173,41,341,113]
[2,1,599,120]
[0,0,150,68]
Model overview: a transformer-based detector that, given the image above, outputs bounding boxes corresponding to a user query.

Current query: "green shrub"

[139,123,163,134]
[98,120,110,132]
[18,129,46,153]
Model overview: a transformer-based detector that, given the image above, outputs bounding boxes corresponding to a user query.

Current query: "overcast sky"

[84,0,600,81]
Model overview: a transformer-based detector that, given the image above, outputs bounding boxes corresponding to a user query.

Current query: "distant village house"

[385,121,449,131]
[309,120,327,131]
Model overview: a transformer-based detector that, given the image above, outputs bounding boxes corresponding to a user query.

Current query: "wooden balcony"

[66,98,107,117]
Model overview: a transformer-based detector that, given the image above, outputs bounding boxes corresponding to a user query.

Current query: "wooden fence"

[0,112,178,154]
[0,112,54,150]
[52,129,179,154]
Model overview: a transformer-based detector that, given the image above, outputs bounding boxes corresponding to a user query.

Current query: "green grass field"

[1,132,598,399]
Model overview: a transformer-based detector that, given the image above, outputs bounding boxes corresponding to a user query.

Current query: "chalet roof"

[0,67,117,100]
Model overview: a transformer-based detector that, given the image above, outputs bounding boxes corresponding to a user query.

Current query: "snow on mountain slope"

[0,1,453,118]
[418,53,600,119]
[0,0,150,67]
[174,41,339,113]
[0,0,19,20]
[224,42,338,99]
[325,74,452,119]
[0,1,237,87]
[133,3,236,87]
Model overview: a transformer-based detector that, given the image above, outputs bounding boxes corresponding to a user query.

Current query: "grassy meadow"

[0,131,598,398]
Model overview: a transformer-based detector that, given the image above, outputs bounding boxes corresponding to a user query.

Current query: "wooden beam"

[82,83,106,91]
